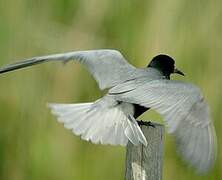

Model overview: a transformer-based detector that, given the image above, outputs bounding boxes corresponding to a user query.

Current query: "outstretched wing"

[109,79,217,173]
[0,49,135,89]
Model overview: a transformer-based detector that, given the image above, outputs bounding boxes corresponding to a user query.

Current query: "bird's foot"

[137,120,155,128]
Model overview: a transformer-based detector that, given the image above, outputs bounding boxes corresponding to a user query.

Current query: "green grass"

[0,0,221,179]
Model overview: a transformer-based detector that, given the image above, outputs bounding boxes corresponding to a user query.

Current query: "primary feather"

[0,50,136,90]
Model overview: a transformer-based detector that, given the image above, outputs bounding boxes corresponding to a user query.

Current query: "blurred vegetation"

[0,0,221,179]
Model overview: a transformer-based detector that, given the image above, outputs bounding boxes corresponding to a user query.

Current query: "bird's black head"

[148,54,184,79]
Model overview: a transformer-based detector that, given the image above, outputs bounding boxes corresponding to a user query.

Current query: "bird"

[0,49,217,173]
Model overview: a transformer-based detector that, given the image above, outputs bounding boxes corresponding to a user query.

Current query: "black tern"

[0,49,217,173]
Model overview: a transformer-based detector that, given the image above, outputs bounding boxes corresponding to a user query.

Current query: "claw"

[137,120,155,128]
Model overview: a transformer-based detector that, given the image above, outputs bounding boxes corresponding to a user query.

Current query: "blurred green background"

[0,0,221,179]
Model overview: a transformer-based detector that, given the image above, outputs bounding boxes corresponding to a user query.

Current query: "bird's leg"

[137,120,155,128]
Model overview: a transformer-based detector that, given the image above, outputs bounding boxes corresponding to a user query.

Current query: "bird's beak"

[174,68,185,76]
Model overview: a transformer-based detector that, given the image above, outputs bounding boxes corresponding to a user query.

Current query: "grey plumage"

[0,49,217,173]
[109,79,217,173]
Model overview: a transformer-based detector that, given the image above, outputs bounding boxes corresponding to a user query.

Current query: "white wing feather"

[48,97,147,146]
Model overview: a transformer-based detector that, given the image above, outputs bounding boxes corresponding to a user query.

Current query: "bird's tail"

[48,101,147,146]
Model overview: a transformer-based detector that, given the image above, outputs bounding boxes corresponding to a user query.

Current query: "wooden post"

[125,122,164,180]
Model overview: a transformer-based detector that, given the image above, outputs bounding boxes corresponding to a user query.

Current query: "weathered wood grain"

[125,123,164,180]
